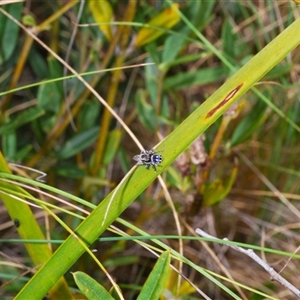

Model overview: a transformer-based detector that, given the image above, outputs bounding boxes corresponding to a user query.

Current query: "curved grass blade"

[14,16,300,300]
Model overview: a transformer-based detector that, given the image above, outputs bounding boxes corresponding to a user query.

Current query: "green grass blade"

[0,153,73,299]
[15,17,300,299]
[0,2,22,64]
[137,251,170,300]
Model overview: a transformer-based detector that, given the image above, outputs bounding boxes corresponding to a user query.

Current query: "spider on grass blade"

[133,149,163,171]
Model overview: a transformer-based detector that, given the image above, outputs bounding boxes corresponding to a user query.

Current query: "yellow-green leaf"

[22,14,36,27]
[73,271,115,300]
[88,0,113,41]
[178,280,197,296]
[134,4,180,48]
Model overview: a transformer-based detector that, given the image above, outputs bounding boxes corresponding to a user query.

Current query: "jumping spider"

[133,149,163,171]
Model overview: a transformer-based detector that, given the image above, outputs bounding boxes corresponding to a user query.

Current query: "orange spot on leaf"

[206,83,243,118]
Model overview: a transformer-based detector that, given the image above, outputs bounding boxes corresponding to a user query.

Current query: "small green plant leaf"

[134,4,180,48]
[0,107,45,135]
[78,100,101,131]
[28,47,49,78]
[162,30,186,65]
[57,126,99,159]
[48,56,63,83]
[137,251,171,300]
[2,131,17,161]
[0,2,22,64]
[37,82,62,113]
[88,0,113,41]
[73,271,115,300]
[37,57,63,113]
[22,14,36,27]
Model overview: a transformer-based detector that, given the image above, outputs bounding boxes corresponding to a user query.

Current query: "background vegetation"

[1,1,300,299]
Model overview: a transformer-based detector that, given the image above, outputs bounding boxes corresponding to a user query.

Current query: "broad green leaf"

[57,126,99,159]
[161,29,187,65]
[88,0,113,41]
[2,131,16,161]
[0,107,45,135]
[0,2,22,64]
[37,57,63,113]
[137,251,170,300]
[28,47,49,78]
[37,82,62,113]
[134,4,180,48]
[48,56,63,89]
[73,271,115,300]
[78,100,101,131]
